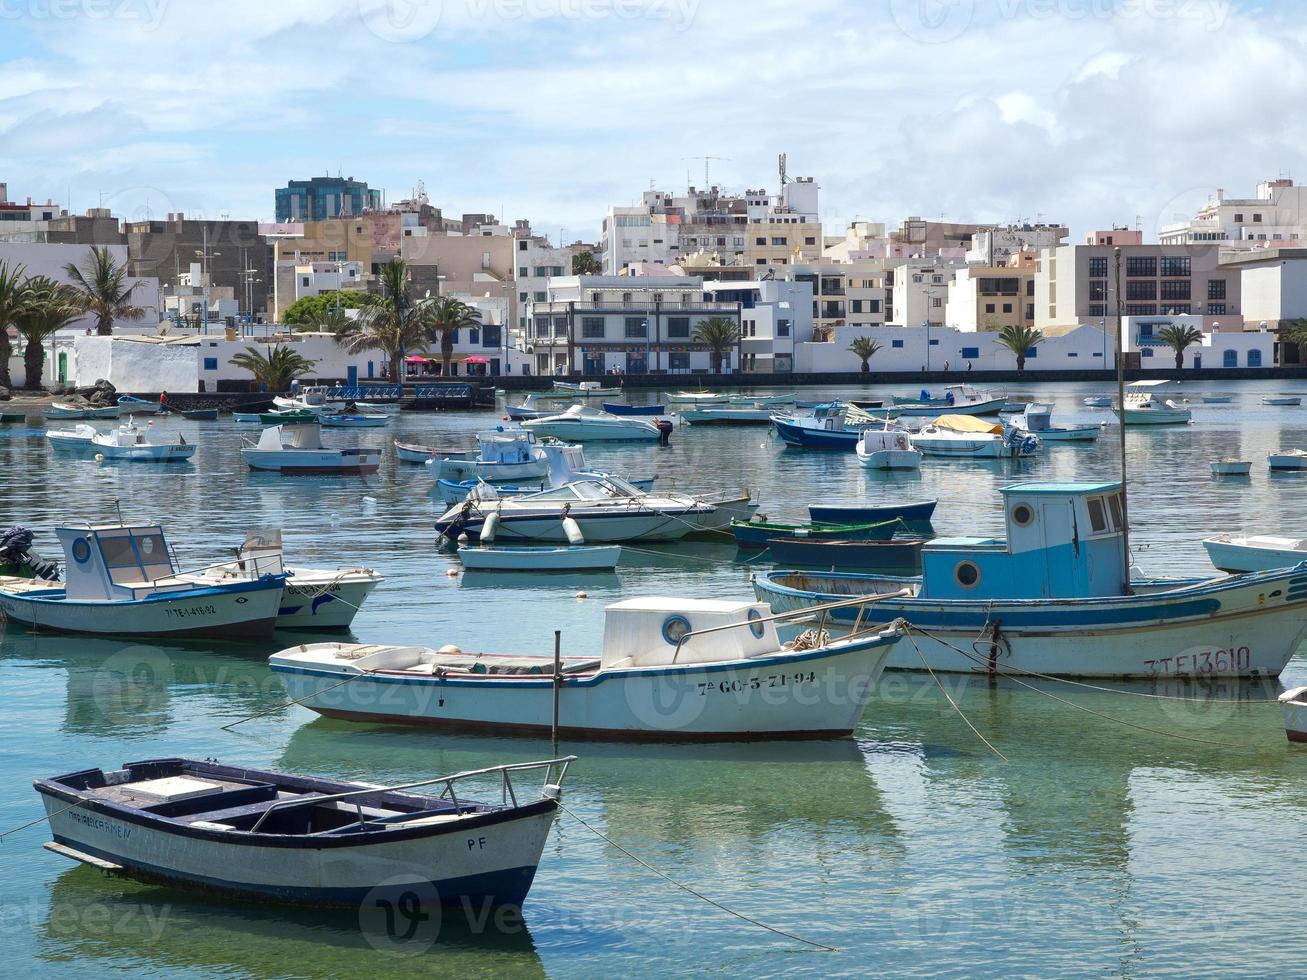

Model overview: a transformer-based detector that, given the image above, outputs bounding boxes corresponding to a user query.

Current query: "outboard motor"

[0,526,60,581]
[656,419,674,446]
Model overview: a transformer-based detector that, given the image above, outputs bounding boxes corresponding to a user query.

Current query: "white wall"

[73,336,199,391]
[795,324,1115,373]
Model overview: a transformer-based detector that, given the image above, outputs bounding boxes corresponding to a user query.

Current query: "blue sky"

[0,0,1295,245]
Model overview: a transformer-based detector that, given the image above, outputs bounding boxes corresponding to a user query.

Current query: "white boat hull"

[857,448,922,470]
[914,435,1029,458]
[1268,452,1307,470]
[1203,537,1307,573]
[463,511,698,543]
[1117,408,1191,425]
[521,420,659,442]
[242,448,380,475]
[1279,687,1307,743]
[459,546,622,571]
[435,458,550,482]
[94,443,197,462]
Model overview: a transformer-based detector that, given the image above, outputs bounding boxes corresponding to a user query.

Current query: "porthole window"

[1011,503,1035,527]
[955,561,981,588]
[71,538,92,564]
[662,615,691,646]
[748,608,765,639]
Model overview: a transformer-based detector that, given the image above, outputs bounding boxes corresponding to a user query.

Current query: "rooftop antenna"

[683,156,730,189]
[778,152,789,186]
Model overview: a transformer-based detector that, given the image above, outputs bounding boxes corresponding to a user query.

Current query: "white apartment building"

[888,259,961,327]
[966,224,1067,265]
[1219,247,1307,332]
[272,260,366,319]
[1160,179,1307,247]
[702,279,814,373]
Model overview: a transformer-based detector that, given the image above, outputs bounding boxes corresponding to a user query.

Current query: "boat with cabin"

[268,596,906,739]
[432,428,550,483]
[772,403,878,449]
[754,481,1307,678]
[1012,403,1100,442]
[1115,380,1191,425]
[892,386,1006,416]
[0,523,284,638]
[91,421,196,463]
[544,381,621,398]
[1269,449,1307,470]
[856,428,922,469]
[522,405,664,442]
[241,424,381,476]
[34,756,572,909]
[913,415,1039,458]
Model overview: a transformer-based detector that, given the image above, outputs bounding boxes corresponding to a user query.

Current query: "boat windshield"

[526,479,631,502]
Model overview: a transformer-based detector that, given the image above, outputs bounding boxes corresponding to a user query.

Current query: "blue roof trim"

[1000,481,1121,495]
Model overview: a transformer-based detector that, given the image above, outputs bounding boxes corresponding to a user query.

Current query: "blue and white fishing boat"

[435,442,655,505]
[269,597,905,739]
[892,386,1006,416]
[0,523,284,639]
[431,427,549,483]
[1011,403,1100,442]
[45,423,102,453]
[755,481,1307,678]
[116,395,160,415]
[241,424,380,476]
[772,404,866,449]
[320,413,391,428]
[1115,380,1191,425]
[35,756,573,909]
[808,499,937,526]
[91,421,196,462]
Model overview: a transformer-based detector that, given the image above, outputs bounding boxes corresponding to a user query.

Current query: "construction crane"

[682,156,731,190]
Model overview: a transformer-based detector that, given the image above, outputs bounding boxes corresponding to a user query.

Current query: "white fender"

[481,511,499,543]
[562,516,585,545]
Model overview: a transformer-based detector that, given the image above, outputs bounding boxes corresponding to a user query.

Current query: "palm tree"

[229,345,317,392]
[996,323,1044,372]
[332,258,427,382]
[693,316,741,374]
[14,277,82,388]
[1277,318,1307,365]
[63,245,145,336]
[847,336,883,373]
[571,251,602,276]
[298,305,354,335]
[0,260,28,389]
[1156,324,1204,370]
[419,295,482,377]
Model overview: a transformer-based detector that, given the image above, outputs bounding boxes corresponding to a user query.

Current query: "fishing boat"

[434,441,656,504]
[913,415,1039,458]
[731,518,897,550]
[435,478,714,543]
[91,421,196,463]
[754,481,1307,678]
[666,391,730,405]
[180,531,381,630]
[1012,403,1100,442]
[808,500,938,526]
[522,405,663,442]
[1269,449,1307,470]
[681,406,774,425]
[45,423,101,452]
[1277,688,1307,743]
[179,408,219,421]
[1083,395,1113,408]
[601,402,666,416]
[1210,460,1251,477]
[1115,380,1191,425]
[459,545,622,572]
[1264,395,1302,406]
[728,392,795,406]
[268,596,906,739]
[0,523,284,638]
[258,409,319,425]
[1202,533,1307,573]
[46,403,120,420]
[319,413,391,428]
[544,381,621,398]
[232,412,263,424]
[394,439,473,464]
[0,411,25,424]
[431,428,550,483]
[1201,395,1233,404]
[765,537,925,575]
[34,756,573,909]
[772,404,866,449]
[241,424,381,476]
[856,428,922,470]
[115,395,159,415]
[893,386,1006,416]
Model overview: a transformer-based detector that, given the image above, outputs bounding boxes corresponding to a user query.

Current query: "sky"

[0,0,1300,246]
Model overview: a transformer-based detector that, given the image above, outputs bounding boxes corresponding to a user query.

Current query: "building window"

[755,237,766,246]
[932,297,943,308]
[1088,257,1108,278]
[868,299,880,313]
[1249,349,1263,366]
[582,317,604,339]
[777,319,791,337]
[533,291,546,302]
[1089,281,1107,301]
[1207,303,1226,315]
[666,352,689,371]
[519,240,529,251]
[1002,303,1012,313]
[1126,304,1157,316]
[519,292,528,302]
[1253,213,1263,223]
[535,320,551,338]
[960,347,979,359]
[1126,280,1156,300]
[467,327,479,346]
[1125,256,1157,277]
[770,236,787,246]
[1223,349,1237,367]
[625,317,647,338]
[554,318,568,337]
[519,266,528,277]
[1234,213,1244,222]
[1159,256,1191,277]
[1207,279,1227,300]
[1160,280,1190,300]
[203,357,218,370]
[666,316,690,338]
[984,303,995,314]
[891,339,904,348]
[929,338,940,346]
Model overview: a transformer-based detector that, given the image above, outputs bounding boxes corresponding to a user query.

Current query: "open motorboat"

[913,415,1038,459]
[666,391,730,405]
[681,406,774,425]
[116,395,160,415]
[893,385,1006,417]
[0,522,284,639]
[1202,533,1307,574]
[1269,449,1307,470]
[754,481,1307,678]
[35,756,572,910]
[506,394,551,420]
[269,596,905,739]
[46,403,120,420]
[522,405,665,442]
[434,441,656,504]
[1210,460,1252,476]
[320,413,391,428]
[856,427,922,469]
[435,477,714,543]
[394,439,473,464]
[732,518,899,550]
[1011,403,1100,442]
[1263,395,1302,406]
[458,545,622,572]
[728,392,795,406]
[91,420,196,462]
[241,423,380,475]
[181,530,382,630]
[432,427,550,483]
[1115,380,1191,425]
[601,402,666,416]
[544,380,622,398]
[1083,395,1113,408]
[45,423,102,453]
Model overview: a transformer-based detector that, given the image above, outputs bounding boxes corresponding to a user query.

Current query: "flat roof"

[1000,481,1121,495]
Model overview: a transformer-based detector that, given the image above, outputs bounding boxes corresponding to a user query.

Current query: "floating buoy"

[93,453,104,462]
[457,532,469,544]
[446,568,459,577]
[562,516,584,545]
[437,644,462,654]
[481,511,500,543]
[575,590,587,599]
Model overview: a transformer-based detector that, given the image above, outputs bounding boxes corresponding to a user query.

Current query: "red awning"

[464,356,490,364]
[404,355,433,363]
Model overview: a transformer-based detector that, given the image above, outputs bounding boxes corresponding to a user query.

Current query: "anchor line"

[219,669,373,732]
[0,798,88,843]
[558,802,838,953]
[901,625,1007,762]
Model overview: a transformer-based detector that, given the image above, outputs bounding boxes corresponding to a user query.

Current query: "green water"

[3,380,1307,977]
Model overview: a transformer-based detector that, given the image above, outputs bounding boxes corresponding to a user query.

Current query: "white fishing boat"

[1269,449,1307,470]
[46,403,120,420]
[893,385,1006,417]
[241,423,380,476]
[754,481,1307,678]
[116,395,160,415]
[181,530,382,630]
[91,421,196,463]
[727,392,795,406]
[432,428,550,482]
[0,523,284,639]
[459,545,622,572]
[1263,395,1302,406]
[435,477,714,543]
[681,406,773,425]
[319,413,391,428]
[913,415,1038,459]
[1277,688,1307,743]
[45,423,101,452]
[35,756,573,909]
[544,381,621,398]
[1201,395,1233,404]
[856,428,922,470]
[435,441,656,505]
[1013,403,1100,442]
[232,412,263,424]
[1115,380,1191,425]
[1202,533,1307,573]
[666,391,730,405]
[684,489,759,532]
[394,439,473,464]
[1083,395,1113,408]
[269,596,906,739]
[1210,460,1251,476]
[522,405,664,442]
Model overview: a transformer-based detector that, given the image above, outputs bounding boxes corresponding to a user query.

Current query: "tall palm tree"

[1155,324,1204,370]
[847,336,883,373]
[0,260,28,389]
[1278,318,1307,366]
[419,295,482,377]
[229,345,317,392]
[996,323,1044,372]
[14,277,82,388]
[332,258,427,382]
[693,316,741,374]
[63,245,144,336]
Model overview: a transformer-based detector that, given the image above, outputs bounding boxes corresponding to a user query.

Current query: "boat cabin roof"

[999,480,1121,496]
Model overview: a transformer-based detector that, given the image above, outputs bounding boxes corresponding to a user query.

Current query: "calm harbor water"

[4,379,1307,977]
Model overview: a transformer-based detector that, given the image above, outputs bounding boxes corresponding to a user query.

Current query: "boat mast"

[1114,247,1132,594]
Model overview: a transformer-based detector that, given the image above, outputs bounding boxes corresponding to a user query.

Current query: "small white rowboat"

[459,545,622,572]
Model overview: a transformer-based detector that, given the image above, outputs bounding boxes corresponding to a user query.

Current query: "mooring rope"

[902,625,1007,762]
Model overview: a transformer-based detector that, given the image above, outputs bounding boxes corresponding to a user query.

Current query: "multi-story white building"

[702,279,814,373]
[965,224,1068,265]
[888,259,962,327]
[1161,179,1307,248]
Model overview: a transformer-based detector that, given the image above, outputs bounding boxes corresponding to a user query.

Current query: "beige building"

[944,262,1036,333]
